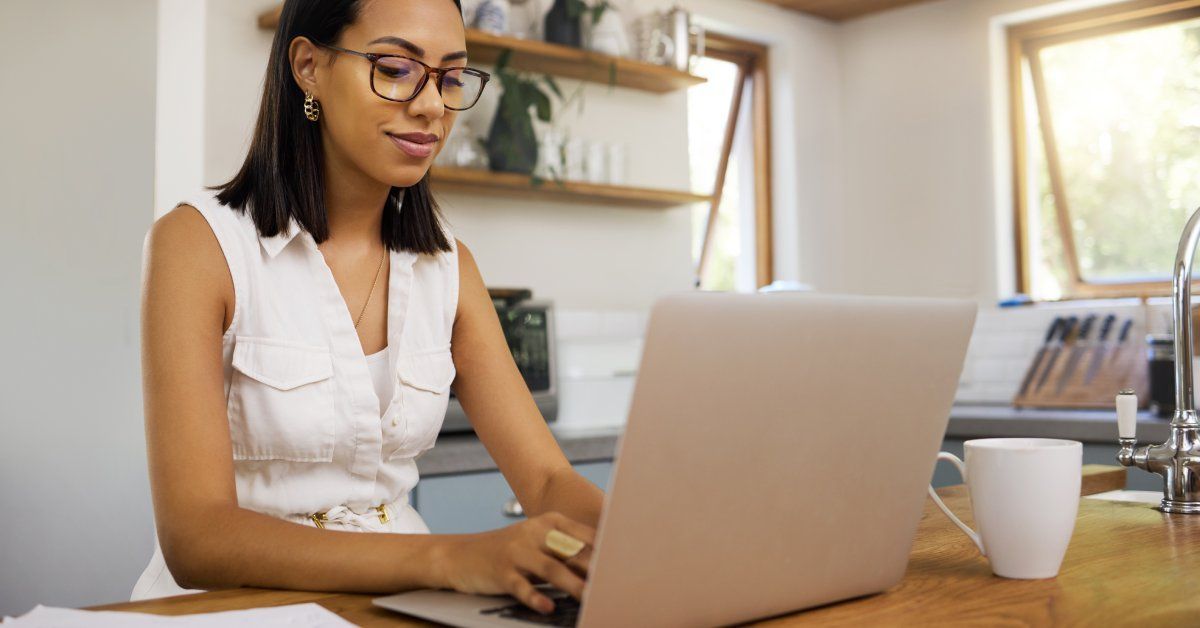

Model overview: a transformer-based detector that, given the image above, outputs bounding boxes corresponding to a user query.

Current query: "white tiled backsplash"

[554,300,1176,422]
[956,298,1173,405]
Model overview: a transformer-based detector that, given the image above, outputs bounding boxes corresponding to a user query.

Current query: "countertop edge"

[946,404,1173,444]
[416,426,622,477]
[417,406,1175,477]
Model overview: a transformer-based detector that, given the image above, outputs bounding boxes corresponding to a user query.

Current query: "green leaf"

[496,48,512,74]
[498,90,522,117]
[543,75,564,100]
[514,81,534,108]
[532,89,552,122]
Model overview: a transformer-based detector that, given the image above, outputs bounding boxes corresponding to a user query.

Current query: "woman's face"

[294,0,467,189]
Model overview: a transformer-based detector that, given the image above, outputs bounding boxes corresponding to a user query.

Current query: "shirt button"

[392,418,398,427]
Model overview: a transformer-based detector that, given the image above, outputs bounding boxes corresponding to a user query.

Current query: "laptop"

[374,292,977,627]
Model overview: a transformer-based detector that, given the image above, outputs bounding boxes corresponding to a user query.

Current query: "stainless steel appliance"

[441,290,558,433]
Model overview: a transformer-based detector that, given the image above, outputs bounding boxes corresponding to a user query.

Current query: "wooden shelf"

[757,0,939,21]
[256,6,705,93]
[462,28,705,93]
[430,166,710,208]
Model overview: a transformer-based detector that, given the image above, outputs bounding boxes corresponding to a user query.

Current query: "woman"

[133,0,604,616]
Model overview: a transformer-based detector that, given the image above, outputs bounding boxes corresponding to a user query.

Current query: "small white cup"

[928,438,1082,579]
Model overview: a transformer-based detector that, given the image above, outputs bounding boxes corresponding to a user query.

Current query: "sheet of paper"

[1,602,356,627]
[1084,489,1163,504]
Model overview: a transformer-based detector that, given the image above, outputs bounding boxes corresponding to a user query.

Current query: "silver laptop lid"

[579,292,976,628]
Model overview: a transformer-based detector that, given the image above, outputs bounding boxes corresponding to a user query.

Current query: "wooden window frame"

[1009,0,1200,300]
[695,32,775,290]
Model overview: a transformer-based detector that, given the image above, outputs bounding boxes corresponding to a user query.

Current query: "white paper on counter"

[1,602,354,627]
[1084,489,1164,504]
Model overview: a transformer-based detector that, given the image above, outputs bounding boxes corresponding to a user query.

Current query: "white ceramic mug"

[928,438,1082,579]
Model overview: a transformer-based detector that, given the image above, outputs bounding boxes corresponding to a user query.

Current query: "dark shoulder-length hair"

[213,0,461,255]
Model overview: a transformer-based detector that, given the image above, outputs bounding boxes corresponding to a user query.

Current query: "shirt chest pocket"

[227,337,336,462]
[387,346,456,459]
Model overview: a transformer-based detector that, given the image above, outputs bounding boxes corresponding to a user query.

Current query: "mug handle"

[928,452,986,556]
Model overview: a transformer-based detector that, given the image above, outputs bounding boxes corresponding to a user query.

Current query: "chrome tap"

[1115,207,1200,514]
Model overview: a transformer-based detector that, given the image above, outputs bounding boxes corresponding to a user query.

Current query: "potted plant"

[485,49,564,175]
[483,43,615,182]
[544,0,614,48]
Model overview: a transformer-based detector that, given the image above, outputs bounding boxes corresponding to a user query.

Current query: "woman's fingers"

[507,571,554,614]
[549,512,598,546]
[519,550,587,601]
[561,546,594,577]
[536,512,597,577]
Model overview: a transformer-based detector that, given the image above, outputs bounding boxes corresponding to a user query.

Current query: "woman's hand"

[436,511,597,614]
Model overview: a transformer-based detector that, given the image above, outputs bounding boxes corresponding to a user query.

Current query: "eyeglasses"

[315,42,490,111]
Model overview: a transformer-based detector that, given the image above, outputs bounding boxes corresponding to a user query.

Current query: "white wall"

[0,0,157,616]
[155,0,205,214]
[827,0,1037,300]
[191,0,836,310]
[823,0,1120,302]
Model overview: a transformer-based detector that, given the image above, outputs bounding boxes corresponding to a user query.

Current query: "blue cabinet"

[415,461,613,534]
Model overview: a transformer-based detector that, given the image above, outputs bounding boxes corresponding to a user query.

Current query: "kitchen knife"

[1104,317,1132,365]
[1104,318,1137,388]
[1113,319,1132,343]
[1035,315,1077,393]
[1083,314,1118,385]
[1018,317,1064,399]
[1056,314,1098,395]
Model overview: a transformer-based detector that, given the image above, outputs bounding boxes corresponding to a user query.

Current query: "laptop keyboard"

[480,590,580,627]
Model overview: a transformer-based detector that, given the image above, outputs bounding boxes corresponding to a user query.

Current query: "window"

[688,33,774,291]
[1010,0,1200,300]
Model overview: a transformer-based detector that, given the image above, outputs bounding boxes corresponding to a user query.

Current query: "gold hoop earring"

[304,92,321,122]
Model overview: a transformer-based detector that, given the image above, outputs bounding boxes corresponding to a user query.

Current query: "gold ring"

[544,529,586,560]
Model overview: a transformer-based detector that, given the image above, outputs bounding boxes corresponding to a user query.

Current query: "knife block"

[1013,322,1150,410]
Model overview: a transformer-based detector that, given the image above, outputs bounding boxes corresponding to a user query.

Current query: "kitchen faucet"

[1115,208,1200,514]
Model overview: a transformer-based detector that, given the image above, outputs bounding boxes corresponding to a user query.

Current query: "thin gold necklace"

[354,246,387,329]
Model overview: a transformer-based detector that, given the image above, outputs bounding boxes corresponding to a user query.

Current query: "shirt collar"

[259,217,301,259]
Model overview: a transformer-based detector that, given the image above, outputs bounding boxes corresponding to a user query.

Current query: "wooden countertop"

[90,465,1200,626]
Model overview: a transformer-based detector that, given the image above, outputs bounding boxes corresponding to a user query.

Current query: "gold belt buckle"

[308,505,388,528]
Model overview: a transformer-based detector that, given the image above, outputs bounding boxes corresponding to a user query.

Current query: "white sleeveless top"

[366,346,393,416]
[131,188,459,600]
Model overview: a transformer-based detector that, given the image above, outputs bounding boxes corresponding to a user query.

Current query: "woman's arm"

[536,467,605,529]
[142,206,448,592]
[448,240,606,529]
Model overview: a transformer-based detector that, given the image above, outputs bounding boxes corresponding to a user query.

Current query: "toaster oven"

[441,298,558,433]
